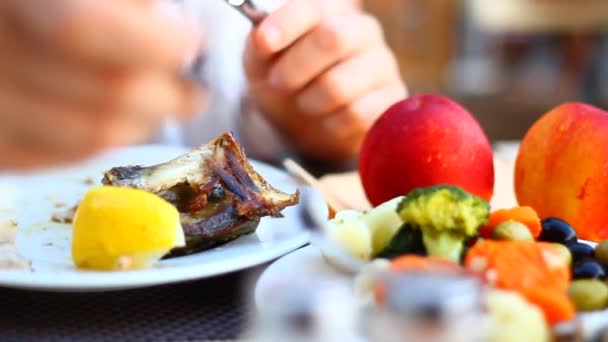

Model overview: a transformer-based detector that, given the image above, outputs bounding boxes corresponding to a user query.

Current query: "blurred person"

[0,0,406,171]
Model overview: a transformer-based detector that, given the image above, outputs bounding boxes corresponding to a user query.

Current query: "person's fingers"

[3,104,160,157]
[11,0,201,69]
[103,72,202,121]
[243,34,271,83]
[0,11,114,106]
[2,62,199,124]
[268,13,383,93]
[0,31,202,119]
[320,82,407,139]
[296,47,401,116]
[85,114,162,149]
[0,136,92,171]
[0,77,179,156]
[291,82,406,160]
[2,51,118,107]
[0,88,110,155]
[274,82,405,161]
[0,80,92,149]
[253,0,353,58]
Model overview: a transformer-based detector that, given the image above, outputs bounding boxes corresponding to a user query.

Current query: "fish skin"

[102,132,299,256]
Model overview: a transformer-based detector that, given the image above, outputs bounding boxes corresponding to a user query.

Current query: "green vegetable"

[492,220,534,241]
[324,211,372,261]
[460,237,477,264]
[396,185,489,262]
[323,197,405,262]
[361,196,405,255]
[595,241,608,267]
[376,224,425,259]
[568,279,608,312]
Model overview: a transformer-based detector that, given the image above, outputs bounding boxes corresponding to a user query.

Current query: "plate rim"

[0,233,310,292]
[0,144,321,292]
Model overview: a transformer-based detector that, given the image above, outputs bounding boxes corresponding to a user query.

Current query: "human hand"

[0,0,202,170]
[243,0,407,162]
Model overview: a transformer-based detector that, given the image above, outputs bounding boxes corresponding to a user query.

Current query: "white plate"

[255,245,348,308]
[0,145,324,292]
[256,244,608,340]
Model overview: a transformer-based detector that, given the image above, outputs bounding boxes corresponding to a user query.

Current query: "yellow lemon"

[72,186,185,271]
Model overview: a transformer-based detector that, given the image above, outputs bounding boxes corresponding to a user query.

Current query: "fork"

[186,0,267,83]
[283,159,365,274]
[222,0,268,25]
[298,186,365,275]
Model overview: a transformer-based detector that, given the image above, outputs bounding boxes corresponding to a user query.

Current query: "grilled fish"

[102,132,299,257]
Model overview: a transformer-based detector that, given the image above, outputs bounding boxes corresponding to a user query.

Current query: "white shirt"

[155,0,286,161]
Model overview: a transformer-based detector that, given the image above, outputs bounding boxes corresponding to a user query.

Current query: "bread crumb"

[51,205,77,224]
[0,243,30,270]
[0,219,18,243]
[83,178,95,185]
[51,215,71,224]
[118,256,134,270]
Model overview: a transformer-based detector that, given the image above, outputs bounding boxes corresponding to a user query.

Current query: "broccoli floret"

[396,185,489,262]
[376,223,426,259]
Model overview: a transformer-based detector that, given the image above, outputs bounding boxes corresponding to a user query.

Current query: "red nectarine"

[358,94,494,206]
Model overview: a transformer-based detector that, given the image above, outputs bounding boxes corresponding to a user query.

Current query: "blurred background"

[364,0,608,142]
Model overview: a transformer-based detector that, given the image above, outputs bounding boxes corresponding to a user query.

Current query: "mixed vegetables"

[326,185,490,263]
[323,184,608,339]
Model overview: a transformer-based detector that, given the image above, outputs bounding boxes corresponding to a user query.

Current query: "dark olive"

[539,218,577,245]
[568,242,595,264]
[573,260,606,280]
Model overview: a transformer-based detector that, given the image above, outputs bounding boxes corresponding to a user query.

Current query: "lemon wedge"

[71,186,185,271]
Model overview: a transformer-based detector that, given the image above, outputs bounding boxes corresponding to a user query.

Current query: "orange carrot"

[390,255,462,273]
[327,205,336,219]
[487,206,542,238]
[465,240,573,325]
[523,288,575,325]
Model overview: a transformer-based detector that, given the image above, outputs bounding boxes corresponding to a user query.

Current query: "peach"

[515,103,608,242]
[358,94,494,207]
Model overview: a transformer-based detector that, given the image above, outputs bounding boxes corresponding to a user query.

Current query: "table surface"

[0,262,272,341]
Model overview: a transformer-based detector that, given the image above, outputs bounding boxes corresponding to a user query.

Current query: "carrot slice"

[487,206,542,238]
[390,255,462,273]
[464,240,572,324]
[465,240,570,291]
[523,288,575,325]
